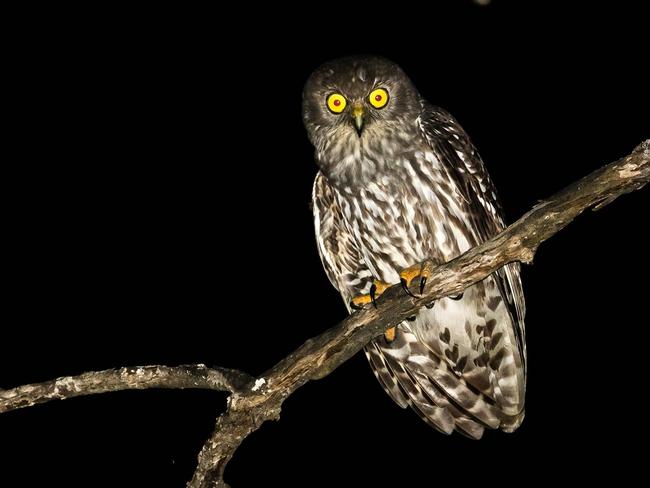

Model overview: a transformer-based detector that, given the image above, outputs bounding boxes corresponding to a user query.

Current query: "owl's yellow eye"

[369,88,389,109]
[326,93,347,114]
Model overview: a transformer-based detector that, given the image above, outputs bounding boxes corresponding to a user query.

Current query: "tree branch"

[1,141,647,487]
[188,140,649,487]
[0,365,252,414]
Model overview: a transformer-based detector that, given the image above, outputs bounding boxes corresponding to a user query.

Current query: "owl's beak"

[351,104,365,137]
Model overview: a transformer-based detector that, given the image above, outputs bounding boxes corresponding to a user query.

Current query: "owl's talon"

[406,315,416,321]
[419,276,427,295]
[401,278,416,298]
[425,302,435,309]
[450,292,464,301]
[369,283,378,309]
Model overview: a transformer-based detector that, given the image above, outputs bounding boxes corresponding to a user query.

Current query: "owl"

[304,56,526,439]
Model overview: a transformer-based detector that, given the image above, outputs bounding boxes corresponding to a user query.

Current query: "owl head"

[302,56,422,156]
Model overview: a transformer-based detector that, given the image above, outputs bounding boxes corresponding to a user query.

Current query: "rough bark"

[1,141,647,487]
[0,365,252,414]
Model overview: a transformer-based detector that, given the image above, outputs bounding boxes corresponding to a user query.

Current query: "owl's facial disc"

[351,102,365,137]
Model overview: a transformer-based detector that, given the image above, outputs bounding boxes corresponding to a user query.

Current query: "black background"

[3,1,649,486]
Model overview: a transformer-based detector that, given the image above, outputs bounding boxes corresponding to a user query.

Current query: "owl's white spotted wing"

[312,173,374,296]
[419,104,527,368]
[402,104,527,432]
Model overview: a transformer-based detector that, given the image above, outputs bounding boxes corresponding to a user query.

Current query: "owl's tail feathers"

[365,341,410,409]
[366,340,457,436]
[365,326,522,439]
[499,410,525,433]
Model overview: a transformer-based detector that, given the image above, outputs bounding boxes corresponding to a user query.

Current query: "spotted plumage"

[305,56,526,438]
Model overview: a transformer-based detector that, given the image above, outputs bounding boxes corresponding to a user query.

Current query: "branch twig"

[1,141,648,488]
[0,365,252,414]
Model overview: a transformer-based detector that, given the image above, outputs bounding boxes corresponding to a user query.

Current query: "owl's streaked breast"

[330,148,480,284]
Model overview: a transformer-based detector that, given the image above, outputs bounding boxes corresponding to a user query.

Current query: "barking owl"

[304,56,526,439]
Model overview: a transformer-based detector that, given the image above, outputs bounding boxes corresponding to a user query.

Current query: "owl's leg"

[398,260,462,303]
[350,280,391,310]
[384,327,396,343]
[351,280,398,343]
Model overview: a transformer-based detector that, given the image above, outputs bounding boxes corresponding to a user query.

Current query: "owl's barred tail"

[365,326,524,439]
[499,410,525,433]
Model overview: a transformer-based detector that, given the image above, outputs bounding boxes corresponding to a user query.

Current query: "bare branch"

[1,142,647,487]
[0,365,252,414]
[189,140,649,487]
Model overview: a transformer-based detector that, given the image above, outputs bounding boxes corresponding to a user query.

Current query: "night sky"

[2,2,648,486]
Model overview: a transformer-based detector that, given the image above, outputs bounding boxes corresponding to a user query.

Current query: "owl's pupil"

[333,99,341,106]
[375,94,382,102]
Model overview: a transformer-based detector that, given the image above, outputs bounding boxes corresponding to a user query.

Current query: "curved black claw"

[401,278,416,298]
[350,300,364,310]
[419,276,427,295]
[406,315,416,321]
[450,292,464,301]
[425,301,435,309]
[369,283,378,309]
